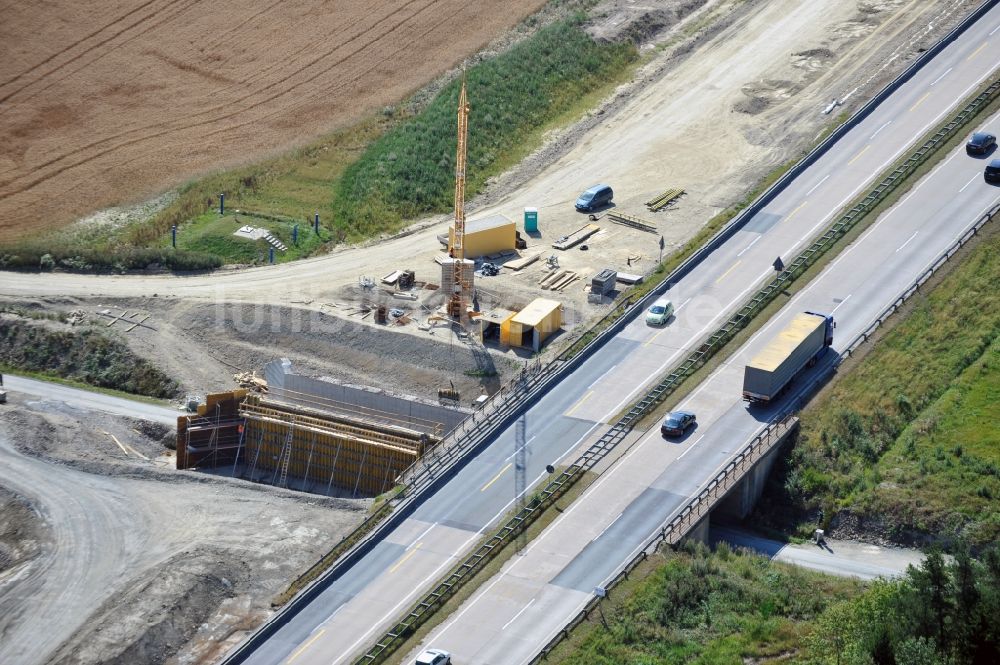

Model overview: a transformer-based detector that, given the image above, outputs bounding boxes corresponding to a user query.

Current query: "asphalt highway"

[232,6,1000,665]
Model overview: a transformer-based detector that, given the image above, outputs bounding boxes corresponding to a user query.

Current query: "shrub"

[0,318,179,398]
[0,243,221,273]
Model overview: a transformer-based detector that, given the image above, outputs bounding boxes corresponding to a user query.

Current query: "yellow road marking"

[966,41,988,61]
[714,260,741,284]
[784,201,807,222]
[564,390,594,417]
[389,543,422,573]
[287,628,326,662]
[481,463,513,492]
[644,328,666,347]
[908,92,930,113]
[847,144,870,165]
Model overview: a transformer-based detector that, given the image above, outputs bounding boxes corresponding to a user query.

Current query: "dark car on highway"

[986,159,1000,184]
[966,132,996,155]
[661,411,696,437]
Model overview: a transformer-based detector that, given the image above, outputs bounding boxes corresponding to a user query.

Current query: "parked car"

[575,184,614,212]
[645,298,674,326]
[966,131,996,155]
[415,648,452,665]
[661,411,696,437]
[985,158,1000,184]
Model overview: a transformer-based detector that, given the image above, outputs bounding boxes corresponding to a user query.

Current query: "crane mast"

[448,80,471,319]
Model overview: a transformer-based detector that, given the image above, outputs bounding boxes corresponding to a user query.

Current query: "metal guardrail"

[356,55,1000,665]
[218,3,999,662]
[528,198,1000,665]
[530,415,799,663]
[843,200,1000,359]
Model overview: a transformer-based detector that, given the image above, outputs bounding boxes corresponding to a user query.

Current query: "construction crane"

[448,79,471,319]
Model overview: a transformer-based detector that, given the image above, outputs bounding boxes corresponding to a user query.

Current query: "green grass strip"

[332,20,637,240]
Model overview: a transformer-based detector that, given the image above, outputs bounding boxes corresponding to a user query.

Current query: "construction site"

[0,0,985,664]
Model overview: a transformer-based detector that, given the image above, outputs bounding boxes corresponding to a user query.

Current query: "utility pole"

[515,373,527,554]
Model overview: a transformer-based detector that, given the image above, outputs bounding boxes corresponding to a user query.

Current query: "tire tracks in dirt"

[0,0,190,105]
[0,0,450,202]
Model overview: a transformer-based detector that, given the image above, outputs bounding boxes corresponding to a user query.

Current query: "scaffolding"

[177,391,435,497]
[238,401,426,496]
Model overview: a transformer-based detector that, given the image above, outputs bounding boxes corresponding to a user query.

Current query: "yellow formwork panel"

[240,404,421,496]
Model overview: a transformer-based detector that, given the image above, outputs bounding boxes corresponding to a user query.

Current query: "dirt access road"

[0,392,365,665]
[0,0,546,239]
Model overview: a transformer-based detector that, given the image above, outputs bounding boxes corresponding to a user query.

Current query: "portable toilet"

[524,207,538,234]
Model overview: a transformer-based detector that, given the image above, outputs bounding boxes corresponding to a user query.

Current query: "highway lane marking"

[908,91,931,113]
[437,421,670,642]
[589,364,618,389]
[322,604,346,624]
[675,297,692,312]
[591,98,996,436]
[786,75,998,257]
[643,327,667,347]
[502,599,536,630]
[784,201,807,223]
[505,436,536,462]
[714,260,741,284]
[676,435,704,460]
[830,294,852,314]
[965,41,988,61]
[599,282,772,422]
[553,421,603,465]
[806,174,831,195]
[411,522,438,547]
[481,463,513,492]
[991,24,1000,37]
[959,172,980,192]
[512,78,1000,665]
[869,121,892,140]
[287,628,325,662]
[847,144,870,165]
[564,390,594,417]
[338,95,1000,665]
[895,231,919,253]
[736,236,761,256]
[595,512,623,540]
[436,469,549,638]
[389,543,422,573]
[930,67,952,86]
[690,139,975,399]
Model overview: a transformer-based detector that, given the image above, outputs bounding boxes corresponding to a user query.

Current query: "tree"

[908,549,951,651]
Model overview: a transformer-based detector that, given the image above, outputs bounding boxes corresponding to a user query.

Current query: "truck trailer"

[742,311,834,403]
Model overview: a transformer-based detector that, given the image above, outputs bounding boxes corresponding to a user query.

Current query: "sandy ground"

[0,392,366,665]
[0,0,547,239]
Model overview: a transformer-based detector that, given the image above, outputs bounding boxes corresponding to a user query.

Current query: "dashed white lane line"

[930,67,952,86]
[895,231,918,253]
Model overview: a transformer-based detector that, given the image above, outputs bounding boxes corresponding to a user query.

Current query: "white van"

[645,298,674,326]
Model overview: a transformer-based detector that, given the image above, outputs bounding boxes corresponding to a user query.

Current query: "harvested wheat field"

[0,0,545,240]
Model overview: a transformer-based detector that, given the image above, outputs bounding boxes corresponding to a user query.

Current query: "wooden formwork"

[238,402,426,496]
[176,390,247,469]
